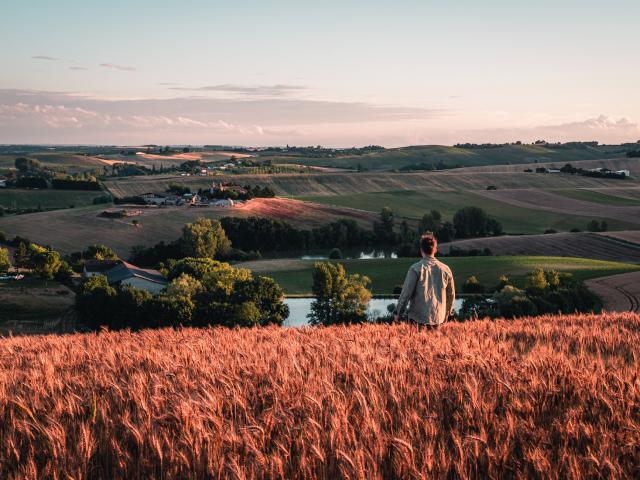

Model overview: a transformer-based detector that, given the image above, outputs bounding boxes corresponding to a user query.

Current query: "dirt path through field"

[585,271,640,312]
[477,189,640,225]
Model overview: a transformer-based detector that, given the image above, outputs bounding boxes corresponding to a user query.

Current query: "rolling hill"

[0,199,380,256]
[259,143,636,170]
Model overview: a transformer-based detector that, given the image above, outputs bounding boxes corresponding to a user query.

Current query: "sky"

[1,0,639,146]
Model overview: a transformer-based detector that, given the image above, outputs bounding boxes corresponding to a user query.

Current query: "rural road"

[585,271,640,313]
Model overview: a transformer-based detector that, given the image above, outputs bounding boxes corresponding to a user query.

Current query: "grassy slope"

[299,190,639,233]
[550,189,640,206]
[265,144,632,170]
[1,313,638,478]
[239,256,640,295]
[0,189,105,210]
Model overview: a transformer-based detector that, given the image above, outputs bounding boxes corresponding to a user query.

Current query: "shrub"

[462,276,485,294]
[0,248,11,273]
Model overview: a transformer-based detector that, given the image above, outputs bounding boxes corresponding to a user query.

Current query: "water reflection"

[284,297,463,327]
[300,250,398,261]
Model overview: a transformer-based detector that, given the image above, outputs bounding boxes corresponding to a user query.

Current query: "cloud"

[32,55,60,61]
[438,115,640,146]
[536,115,639,136]
[169,84,307,97]
[99,63,136,72]
[0,87,442,144]
[158,82,180,86]
[69,66,88,71]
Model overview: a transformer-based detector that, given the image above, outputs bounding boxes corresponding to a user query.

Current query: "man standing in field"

[393,233,455,328]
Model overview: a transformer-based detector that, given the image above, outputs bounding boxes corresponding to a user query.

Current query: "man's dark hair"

[420,232,437,253]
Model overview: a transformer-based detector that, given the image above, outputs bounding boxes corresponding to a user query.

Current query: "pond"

[300,250,398,260]
[283,297,464,327]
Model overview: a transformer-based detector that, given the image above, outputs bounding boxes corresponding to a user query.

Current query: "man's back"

[395,257,455,326]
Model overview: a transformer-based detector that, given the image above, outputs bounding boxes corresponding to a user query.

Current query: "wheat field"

[1,313,639,479]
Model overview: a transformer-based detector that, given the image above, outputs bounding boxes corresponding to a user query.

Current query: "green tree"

[419,210,442,233]
[167,259,288,327]
[495,275,510,291]
[525,268,550,291]
[0,247,11,273]
[75,275,117,328]
[15,157,42,172]
[462,276,485,294]
[83,244,118,260]
[399,220,414,244]
[166,273,204,298]
[308,262,372,325]
[435,221,456,243]
[14,242,28,269]
[29,244,62,280]
[179,218,231,258]
[494,285,538,318]
[373,207,396,244]
[166,257,251,294]
[232,276,289,326]
[54,260,74,284]
[453,207,489,238]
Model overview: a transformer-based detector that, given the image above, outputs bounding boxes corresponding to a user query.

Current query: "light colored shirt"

[396,257,455,325]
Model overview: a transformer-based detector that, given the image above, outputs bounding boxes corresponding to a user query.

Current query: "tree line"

[9,157,102,190]
[130,206,503,267]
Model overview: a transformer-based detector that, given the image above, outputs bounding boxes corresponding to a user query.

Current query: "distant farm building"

[211,198,235,207]
[137,193,181,206]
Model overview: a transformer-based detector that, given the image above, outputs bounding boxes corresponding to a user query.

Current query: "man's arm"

[393,268,417,322]
[445,271,456,318]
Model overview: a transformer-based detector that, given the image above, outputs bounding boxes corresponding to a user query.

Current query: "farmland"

[0,189,105,210]
[236,256,640,295]
[299,189,639,233]
[477,189,640,225]
[103,167,636,199]
[438,231,640,263]
[1,312,638,479]
[549,188,640,205]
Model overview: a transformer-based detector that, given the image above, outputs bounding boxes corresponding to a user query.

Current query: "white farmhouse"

[82,260,167,294]
[105,262,167,294]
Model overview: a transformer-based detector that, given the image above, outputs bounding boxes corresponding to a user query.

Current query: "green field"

[0,189,106,210]
[239,256,640,295]
[299,189,638,234]
[551,189,640,206]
